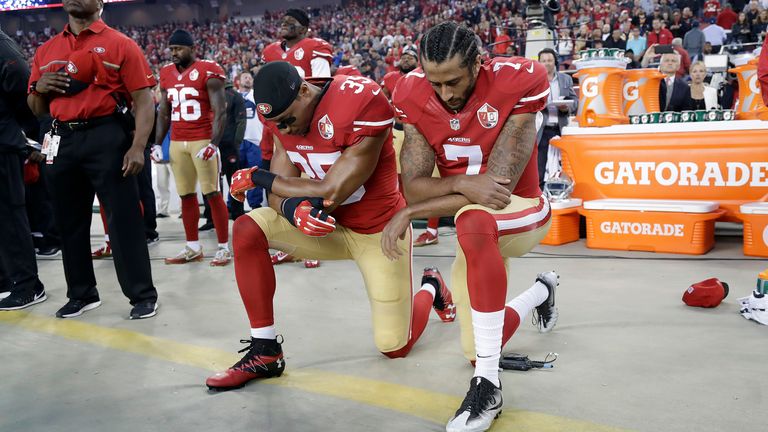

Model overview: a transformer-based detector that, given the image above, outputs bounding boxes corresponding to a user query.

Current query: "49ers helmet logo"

[318,114,334,140]
[257,103,272,115]
[477,103,499,129]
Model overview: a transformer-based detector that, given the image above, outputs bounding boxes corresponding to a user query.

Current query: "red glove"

[196,143,218,161]
[230,167,258,202]
[281,197,336,237]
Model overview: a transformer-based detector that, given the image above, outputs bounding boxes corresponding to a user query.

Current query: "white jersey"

[241,89,264,144]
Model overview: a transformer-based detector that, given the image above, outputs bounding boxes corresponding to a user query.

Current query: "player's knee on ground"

[375,328,408,355]
[455,208,498,237]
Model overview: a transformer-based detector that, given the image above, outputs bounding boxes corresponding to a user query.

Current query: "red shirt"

[704,0,721,19]
[29,20,156,122]
[392,57,548,199]
[380,70,405,96]
[335,65,362,76]
[646,29,674,46]
[266,76,403,234]
[759,37,768,106]
[493,33,512,55]
[716,8,738,30]
[159,59,226,141]
[262,38,333,78]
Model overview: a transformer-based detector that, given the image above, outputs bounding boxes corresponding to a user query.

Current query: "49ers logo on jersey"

[66,62,78,74]
[189,69,199,81]
[294,48,305,61]
[318,114,334,140]
[257,103,272,115]
[477,103,499,129]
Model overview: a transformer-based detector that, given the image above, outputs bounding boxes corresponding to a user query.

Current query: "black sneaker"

[129,301,158,319]
[205,336,285,390]
[56,298,101,318]
[199,221,215,231]
[532,271,559,333]
[36,246,61,257]
[0,285,47,311]
[446,376,503,432]
[146,236,160,246]
[156,213,169,218]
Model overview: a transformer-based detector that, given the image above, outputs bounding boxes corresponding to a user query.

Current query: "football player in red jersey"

[262,8,334,78]
[380,47,442,248]
[155,30,232,266]
[262,8,333,268]
[205,61,456,391]
[382,22,560,432]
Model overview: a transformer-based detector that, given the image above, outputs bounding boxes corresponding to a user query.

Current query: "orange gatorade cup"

[622,68,664,116]
[574,58,627,127]
[730,58,768,120]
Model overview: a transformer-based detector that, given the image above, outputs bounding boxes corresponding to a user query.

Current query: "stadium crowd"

[9,0,767,85]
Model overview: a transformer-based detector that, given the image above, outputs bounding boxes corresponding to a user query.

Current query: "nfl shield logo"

[189,69,199,81]
[450,118,460,131]
[476,103,499,129]
[318,114,334,140]
[294,48,305,61]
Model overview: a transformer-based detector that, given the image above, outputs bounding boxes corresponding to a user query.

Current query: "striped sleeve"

[509,61,550,115]
[347,90,394,145]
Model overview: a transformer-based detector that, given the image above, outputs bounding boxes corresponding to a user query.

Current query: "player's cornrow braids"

[419,21,479,69]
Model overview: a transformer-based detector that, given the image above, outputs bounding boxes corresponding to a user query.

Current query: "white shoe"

[210,248,233,266]
[446,377,503,432]
[533,271,559,333]
[164,246,204,265]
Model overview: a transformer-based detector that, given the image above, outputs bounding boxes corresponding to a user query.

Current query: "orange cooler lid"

[550,198,583,210]
[583,199,719,213]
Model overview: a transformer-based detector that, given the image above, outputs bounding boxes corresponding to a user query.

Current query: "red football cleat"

[91,243,112,259]
[206,337,285,391]
[303,259,320,268]
[413,230,438,247]
[422,267,456,322]
[271,251,299,265]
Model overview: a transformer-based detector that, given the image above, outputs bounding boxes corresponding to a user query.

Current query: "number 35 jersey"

[392,57,550,199]
[159,60,226,141]
[267,75,404,234]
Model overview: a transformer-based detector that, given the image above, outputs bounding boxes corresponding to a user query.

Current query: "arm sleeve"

[347,91,394,145]
[28,49,41,92]
[311,57,331,78]
[510,62,551,115]
[205,62,227,83]
[119,39,156,92]
[1,49,30,96]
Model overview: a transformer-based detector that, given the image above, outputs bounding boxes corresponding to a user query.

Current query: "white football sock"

[419,283,436,298]
[218,243,230,251]
[250,326,276,340]
[186,241,201,252]
[472,309,504,387]
[426,228,438,235]
[506,280,549,322]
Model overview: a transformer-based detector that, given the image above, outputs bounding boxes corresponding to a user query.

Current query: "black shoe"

[146,236,160,246]
[533,271,559,333]
[157,213,169,218]
[206,336,285,390]
[0,286,47,311]
[56,298,101,318]
[446,377,503,432]
[36,246,61,257]
[199,221,215,231]
[129,301,158,319]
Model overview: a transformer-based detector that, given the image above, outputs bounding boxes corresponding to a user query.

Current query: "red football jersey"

[159,59,226,141]
[392,57,549,199]
[266,76,403,234]
[335,65,362,76]
[380,70,404,96]
[262,38,333,78]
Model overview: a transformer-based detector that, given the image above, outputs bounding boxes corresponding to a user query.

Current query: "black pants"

[203,145,241,221]
[47,120,157,305]
[0,151,43,295]
[26,162,60,250]
[537,126,560,189]
[137,147,158,240]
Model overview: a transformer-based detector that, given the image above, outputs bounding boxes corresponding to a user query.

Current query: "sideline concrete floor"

[1,215,766,432]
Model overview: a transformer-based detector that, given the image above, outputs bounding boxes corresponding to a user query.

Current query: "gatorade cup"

[622,68,665,117]
[680,111,696,122]
[575,59,628,126]
[729,58,768,120]
[758,270,768,295]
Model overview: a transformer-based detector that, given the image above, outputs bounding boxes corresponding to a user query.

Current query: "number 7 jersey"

[265,75,404,234]
[392,57,550,199]
[159,60,226,141]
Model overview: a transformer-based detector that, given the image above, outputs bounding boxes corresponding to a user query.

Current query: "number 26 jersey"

[159,60,226,141]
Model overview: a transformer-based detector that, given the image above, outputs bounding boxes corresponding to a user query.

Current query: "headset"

[537,48,559,68]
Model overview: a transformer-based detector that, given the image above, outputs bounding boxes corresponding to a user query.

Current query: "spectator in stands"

[684,21,706,61]
[604,28,627,50]
[731,12,756,43]
[669,10,690,39]
[626,27,647,58]
[703,18,728,52]
[704,0,722,20]
[557,27,573,66]
[671,38,692,78]
[754,10,768,41]
[657,52,692,111]
[688,61,720,110]
[648,18,674,46]
[717,4,740,30]
[625,49,642,69]
[492,29,511,56]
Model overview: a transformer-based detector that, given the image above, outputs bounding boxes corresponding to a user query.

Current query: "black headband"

[169,29,194,47]
[285,9,310,27]
[253,62,302,119]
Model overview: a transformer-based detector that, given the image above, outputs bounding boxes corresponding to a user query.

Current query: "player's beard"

[399,64,416,74]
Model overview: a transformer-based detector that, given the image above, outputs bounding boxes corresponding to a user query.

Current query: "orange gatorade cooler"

[738,202,768,257]
[574,58,627,126]
[578,199,724,255]
[730,58,768,120]
[622,68,664,116]
[541,199,582,246]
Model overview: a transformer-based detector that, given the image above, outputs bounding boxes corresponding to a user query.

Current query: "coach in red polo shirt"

[27,0,159,320]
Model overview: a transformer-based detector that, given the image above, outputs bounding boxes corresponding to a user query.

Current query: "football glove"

[230,167,258,203]
[281,197,336,237]
[196,143,218,161]
[150,145,163,162]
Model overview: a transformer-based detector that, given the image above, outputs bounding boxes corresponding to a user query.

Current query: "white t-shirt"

[241,89,264,144]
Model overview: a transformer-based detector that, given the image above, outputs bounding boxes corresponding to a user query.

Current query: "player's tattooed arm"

[486,112,536,193]
[400,124,463,204]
